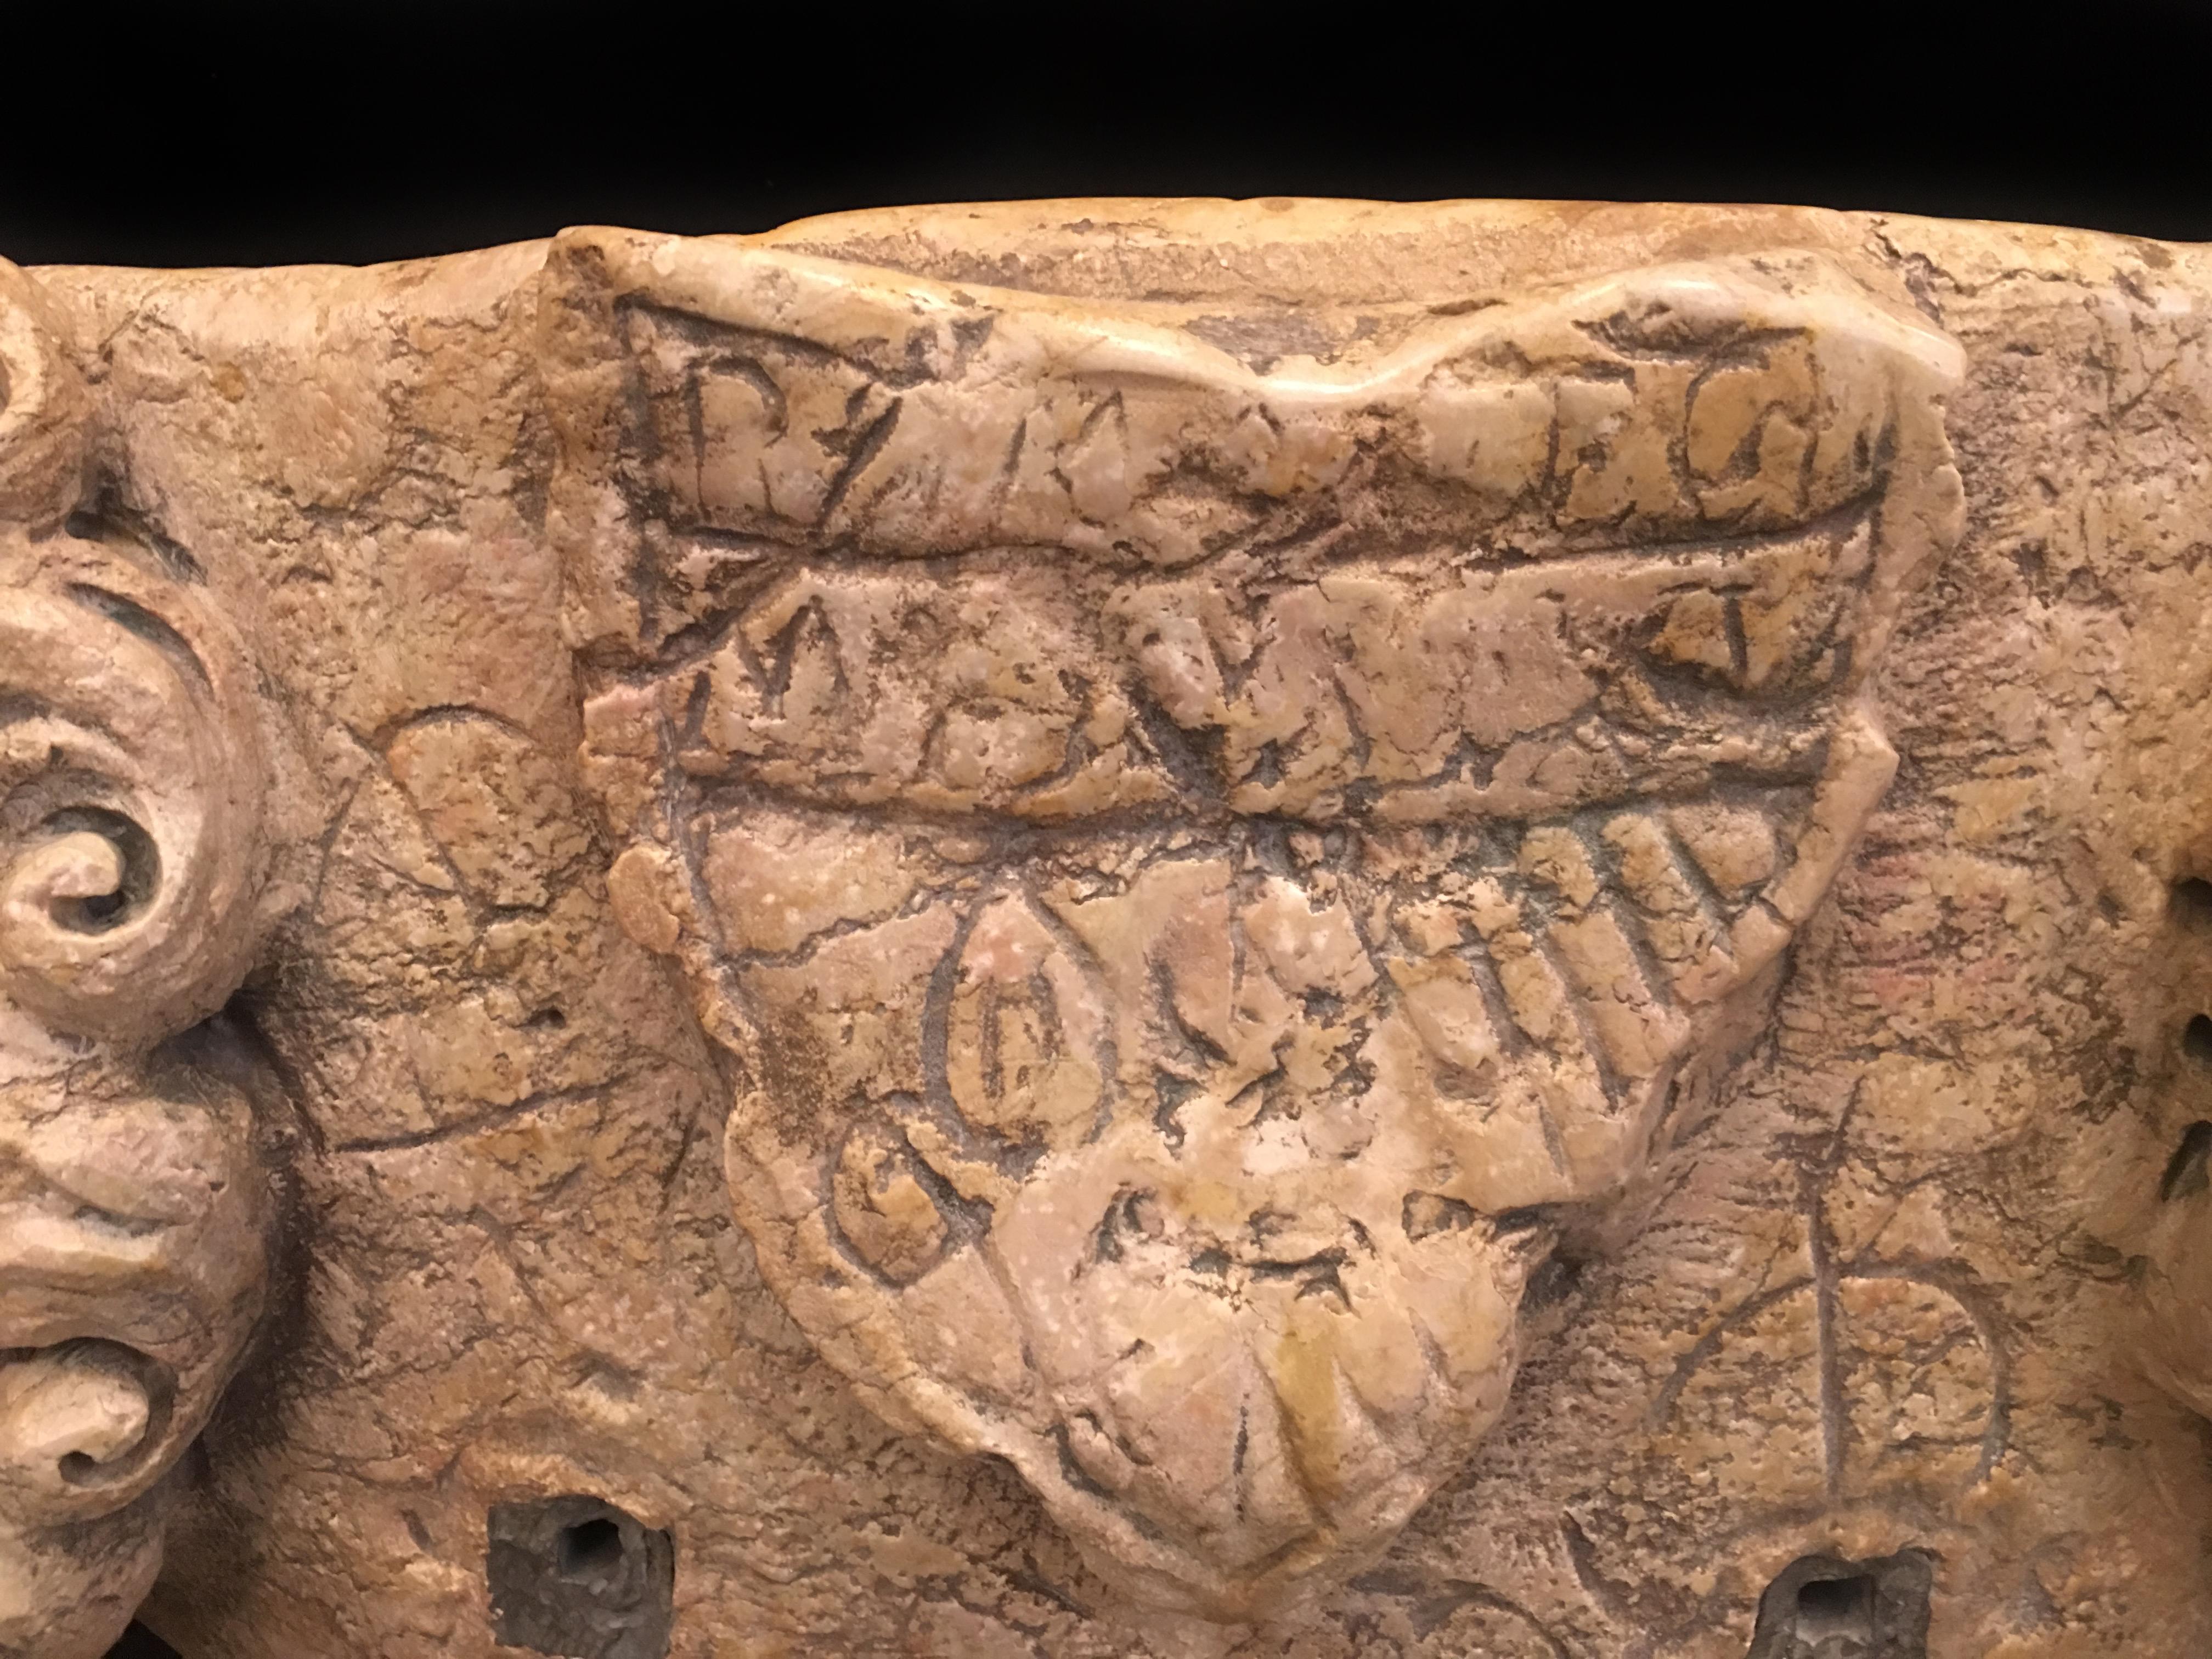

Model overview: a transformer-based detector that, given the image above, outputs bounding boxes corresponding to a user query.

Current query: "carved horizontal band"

[589,515,1871,829]
[545,234,1965,670]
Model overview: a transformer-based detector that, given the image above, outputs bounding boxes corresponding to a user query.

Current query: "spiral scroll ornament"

[0,546,270,1049]
[0,269,283,1659]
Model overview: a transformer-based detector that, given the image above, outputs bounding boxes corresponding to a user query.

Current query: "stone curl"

[0,544,270,1051]
[0,268,285,1659]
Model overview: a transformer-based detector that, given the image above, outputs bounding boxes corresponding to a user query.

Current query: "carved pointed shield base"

[549,230,1964,1616]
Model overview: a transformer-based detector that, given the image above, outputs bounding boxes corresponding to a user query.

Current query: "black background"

[8,3,2212,272]
[37,4,2211,1657]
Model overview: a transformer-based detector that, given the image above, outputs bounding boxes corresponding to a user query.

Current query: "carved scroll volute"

[0,1040,275,1623]
[0,261,282,1659]
[0,554,269,1046]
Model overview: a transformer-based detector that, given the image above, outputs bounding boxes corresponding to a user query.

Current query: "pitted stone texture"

[0,201,2207,1657]
[0,294,290,1659]
[545,227,1966,1618]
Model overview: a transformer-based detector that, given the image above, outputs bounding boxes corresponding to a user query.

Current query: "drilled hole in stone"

[1746,1548,1932,1658]
[2187,1014,2212,1068]
[487,1495,674,1659]
[1797,1572,1874,1632]
[2174,877,2212,933]
[560,1517,624,1582]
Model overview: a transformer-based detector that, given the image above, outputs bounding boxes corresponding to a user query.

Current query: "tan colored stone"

[1,199,2209,1656]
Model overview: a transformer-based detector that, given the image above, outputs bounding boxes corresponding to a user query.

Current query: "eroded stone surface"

[547,232,1962,1619]
[0,272,290,1657]
[1,200,2210,1656]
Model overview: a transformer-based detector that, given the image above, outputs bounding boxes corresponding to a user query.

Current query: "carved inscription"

[549,232,1965,1618]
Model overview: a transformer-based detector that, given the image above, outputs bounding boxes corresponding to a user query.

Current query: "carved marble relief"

[0,263,286,1658]
[3,201,2212,1657]
[544,233,1964,1617]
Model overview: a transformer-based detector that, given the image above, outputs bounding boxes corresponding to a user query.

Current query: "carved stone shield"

[543,228,1963,1617]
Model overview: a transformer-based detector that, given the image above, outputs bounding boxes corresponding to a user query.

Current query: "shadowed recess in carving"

[2161,1121,2212,1201]
[560,1517,625,1581]
[100,1626,179,1659]
[1745,1548,1933,1658]
[65,585,210,689]
[2171,876,2212,934]
[64,478,206,585]
[33,808,159,933]
[487,1496,675,1659]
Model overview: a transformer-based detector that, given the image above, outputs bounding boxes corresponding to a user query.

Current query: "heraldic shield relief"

[541,230,1966,1620]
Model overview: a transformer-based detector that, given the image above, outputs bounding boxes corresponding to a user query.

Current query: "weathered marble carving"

[0,262,285,1659]
[7,201,2212,1657]
[545,232,1963,1616]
